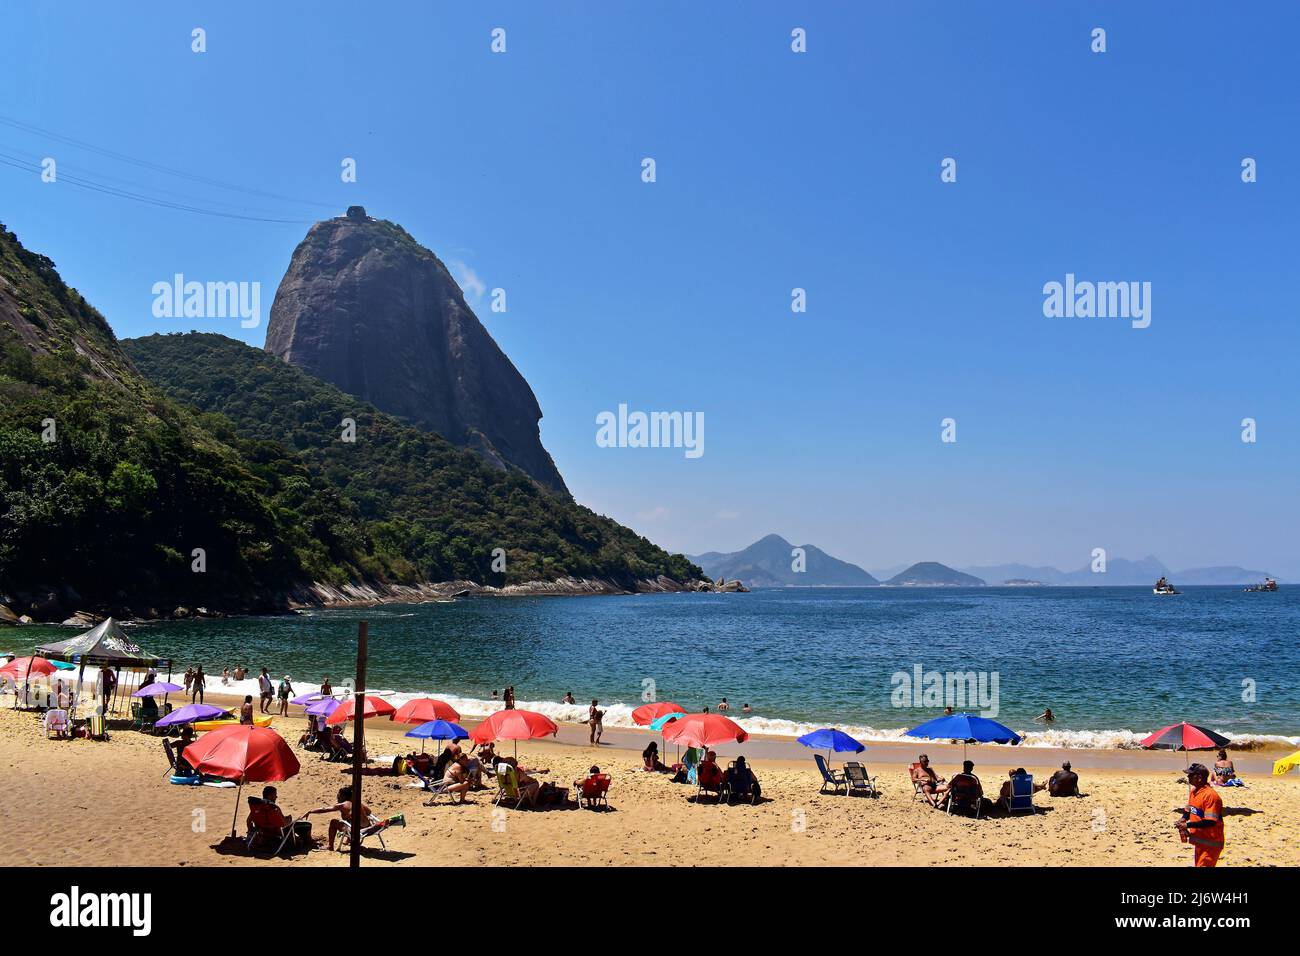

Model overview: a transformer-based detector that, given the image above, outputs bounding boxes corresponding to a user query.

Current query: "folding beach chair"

[579,773,611,810]
[87,714,109,741]
[420,776,457,807]
[494,764,527,809]
[336,812,404,853]
[245,796,308,856]
[1005,773,1039,815]
[44,709,69,739]
[843,762,879,797]
[696,761,724,803]
[722,766,759,805]
[814,754,847,795]
[945,774,983,819]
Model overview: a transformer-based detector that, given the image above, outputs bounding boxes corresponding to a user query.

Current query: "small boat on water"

[1153,576,1180,595]
[1245,577,1278,592]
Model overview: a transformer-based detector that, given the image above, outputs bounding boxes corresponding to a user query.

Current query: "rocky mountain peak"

[264,211,569,495]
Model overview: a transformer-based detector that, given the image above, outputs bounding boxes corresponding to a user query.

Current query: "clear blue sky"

[2,1,1297,577]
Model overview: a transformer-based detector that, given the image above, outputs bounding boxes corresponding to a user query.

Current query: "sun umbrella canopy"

[632,701,686,726]
[1273,751,1300,776]
[797,728,865,754]
[405,719,469,741]
[393,698,461,724]
[649,712,687,732]
[904,713,1022,745]
[470,709,558,744]
[290,692,325,705]
[183,725,299,781]
[132,681,183,697]
[304,697,340,718]
[662,713,749,748]
[155,703,229,727]
[325,695,396,725]
[1140,722,1230,751]
[35,618,167,668]
[0,657,58,679]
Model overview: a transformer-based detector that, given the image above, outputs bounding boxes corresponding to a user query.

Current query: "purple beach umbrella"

[304,697,340,718]
[154,703,229,727]
[290,692,325,705]
[132,682,183,697]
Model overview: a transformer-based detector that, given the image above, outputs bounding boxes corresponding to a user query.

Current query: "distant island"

[960,558,1280,587]
[689,534,879,587]
[884,562,985,587]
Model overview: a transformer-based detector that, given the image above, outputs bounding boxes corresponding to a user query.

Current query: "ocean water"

[7,587,1298,749]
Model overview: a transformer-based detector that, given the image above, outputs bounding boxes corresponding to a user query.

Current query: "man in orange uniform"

[1175,763,1224,867]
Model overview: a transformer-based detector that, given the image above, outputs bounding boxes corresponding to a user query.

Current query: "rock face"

[265,209,569,494]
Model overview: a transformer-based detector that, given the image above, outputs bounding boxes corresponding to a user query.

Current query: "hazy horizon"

[3,2,1296,579]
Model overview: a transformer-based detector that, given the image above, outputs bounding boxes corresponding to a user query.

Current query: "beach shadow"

[1222,806,1261,817]
[355,846,416,861]
[210,835,315,859]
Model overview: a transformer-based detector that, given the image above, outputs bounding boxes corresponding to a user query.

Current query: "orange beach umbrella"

[470,709,558,761]
[662,713,749,749]
[632,701,685,726]
[326,695,397,725]
[392,698,461,724]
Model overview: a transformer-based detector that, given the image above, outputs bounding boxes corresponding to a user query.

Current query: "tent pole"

[231,778,244,837]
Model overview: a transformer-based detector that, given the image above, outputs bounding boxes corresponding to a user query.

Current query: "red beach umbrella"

[1140,722,1230,752]
[0,656,57,679]
[392,698,461,724]
[662,713,749,749]
[470,709,558,761]
[182,724,300,836]
[631,701,685,726]
[326,695,397,726]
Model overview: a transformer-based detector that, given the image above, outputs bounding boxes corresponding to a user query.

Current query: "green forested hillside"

[0,222,699,621]
[123,331,700,588]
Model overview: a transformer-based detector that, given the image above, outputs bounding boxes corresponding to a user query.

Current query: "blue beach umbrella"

[904,713,1022,760]
[797,728,866,761]
[405,719,469,753]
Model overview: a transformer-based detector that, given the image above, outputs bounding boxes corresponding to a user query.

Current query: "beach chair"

[945,774,983,819]
[494,764,527,809]
[696,761,724,803]
[419,775,458,807]
[843,761,879,797]
[336,812,404,853]
[579,773,611,810]
[722,767,759,805]
[1006,773,1039,815]
[814,754,847,795]
[87,714,109,741]
[246,796,306,856]
[44,709,69,739]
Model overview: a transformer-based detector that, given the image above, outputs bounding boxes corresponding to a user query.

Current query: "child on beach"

[221,666,230,686]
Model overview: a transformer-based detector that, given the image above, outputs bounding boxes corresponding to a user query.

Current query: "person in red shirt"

[1175,764,1224,867]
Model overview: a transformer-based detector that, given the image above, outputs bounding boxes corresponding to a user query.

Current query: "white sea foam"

[14,668,1296,751]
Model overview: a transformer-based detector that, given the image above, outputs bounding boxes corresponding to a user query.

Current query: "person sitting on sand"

[643,741,671,773]
[723,755,761,802]
[911,754,945,807]
[440,751,474,803]
[1213,750,1240,786]
[240,695,255,725]
[303,786,374,852]
[1048,760,1080,797]
[173,727,198,775]
[997,767,1046,809]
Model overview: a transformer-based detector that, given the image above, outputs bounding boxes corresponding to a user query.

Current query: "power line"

[0,113,337,210]
[0,154,317,224]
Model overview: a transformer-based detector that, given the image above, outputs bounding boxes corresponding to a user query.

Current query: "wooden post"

[350,621,368,869]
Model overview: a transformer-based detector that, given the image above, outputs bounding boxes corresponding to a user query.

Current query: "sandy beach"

[1,691,1296,868]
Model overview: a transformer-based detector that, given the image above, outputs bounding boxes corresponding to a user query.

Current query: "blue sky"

[2,1,1297,577]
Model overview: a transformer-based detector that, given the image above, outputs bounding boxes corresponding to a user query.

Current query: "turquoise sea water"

[7,587,1297,748]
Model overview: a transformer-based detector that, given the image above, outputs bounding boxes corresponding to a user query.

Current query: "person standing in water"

[1034,707,1056,725]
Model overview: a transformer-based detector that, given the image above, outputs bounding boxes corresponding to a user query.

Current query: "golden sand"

[1,700,1295,867]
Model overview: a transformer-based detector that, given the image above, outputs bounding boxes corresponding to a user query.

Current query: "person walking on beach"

[588,699,603,745]
[1175,764,1225,867]
[504,686,516,710]
[191,666,205,704]
[183,667,194,695]
[277,675,294,716]
[258,668,273,714]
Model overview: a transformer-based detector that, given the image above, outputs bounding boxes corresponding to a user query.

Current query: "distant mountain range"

[693,535,1280,588]
[688,535,879,587]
